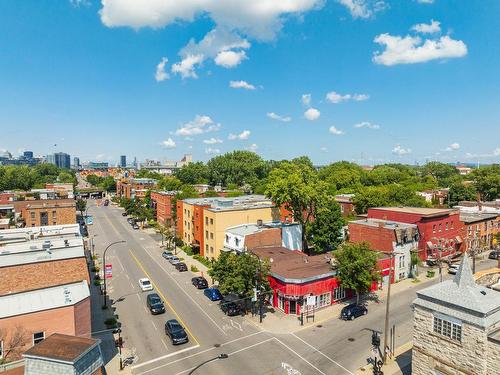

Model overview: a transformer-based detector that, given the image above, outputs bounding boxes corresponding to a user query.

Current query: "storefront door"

[289,300,297,315]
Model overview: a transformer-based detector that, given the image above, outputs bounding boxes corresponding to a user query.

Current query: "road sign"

[306,295,316,306]
[105,264,112,279]
[86,215,94,225]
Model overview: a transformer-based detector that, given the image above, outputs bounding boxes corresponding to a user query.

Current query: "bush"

[91,266,100,273]
[179,257,185,261]
[190,265,199,272]
[182,245,193,256]
[93,280,101,286]
[193,254,212,268]
[104,318,117,327]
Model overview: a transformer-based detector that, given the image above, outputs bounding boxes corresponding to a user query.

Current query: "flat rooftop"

[350,218,417,230]
[226,222,298,236]
[0,280,89,319]
[460,212,499,223]
[0,224,82,246]
[370,206,457,217]
[251,247,335,283]
[0,236,85,268]
[184,195,274,212]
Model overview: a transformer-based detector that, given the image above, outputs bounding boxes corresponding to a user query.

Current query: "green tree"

[308,195,344,252]
[318,161,364,192]
[447,182,477,207]
[471,165,500,201]
[175,162,209,185]
[334,242,380,303]
[209,252,270,298]
[420,162,458,186]
[207,150,267,188]
[76,199,87,218]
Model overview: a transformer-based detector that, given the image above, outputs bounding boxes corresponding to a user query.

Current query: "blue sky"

[0,0,499,165]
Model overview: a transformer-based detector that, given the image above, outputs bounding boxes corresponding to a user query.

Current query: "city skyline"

[1,1,499,164]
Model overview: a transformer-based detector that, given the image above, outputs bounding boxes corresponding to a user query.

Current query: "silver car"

[169,256,180,265]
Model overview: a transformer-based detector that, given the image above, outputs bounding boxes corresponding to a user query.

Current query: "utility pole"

[383,252,394,364]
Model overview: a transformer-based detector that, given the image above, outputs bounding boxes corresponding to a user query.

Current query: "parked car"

[103,199,109,206]
[191,277,208,289]
[139,278,153,292]
[132,224,139,230]
[340,304,368,320]
[448,264,460,274]
[169,256,180,265]
[175,262,188,272]
[127,218,135,224]
[121,212,128,216]
[162,251,174,260]
[489,250,499,260]
[204,288,222,301]
[146,293,165,315]
[220,293,245,316]
[165,319,189,345]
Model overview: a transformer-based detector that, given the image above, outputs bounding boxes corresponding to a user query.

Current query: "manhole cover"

[348,338,355,342]
[316,325,323,328]
[214,344,221,348]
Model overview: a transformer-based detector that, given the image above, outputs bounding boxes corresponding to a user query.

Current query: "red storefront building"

[150,191,177,227]
[251,247,350,316]
[367,207,464,261]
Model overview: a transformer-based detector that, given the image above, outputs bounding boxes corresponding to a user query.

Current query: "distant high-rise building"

[120,155,127,168]
[133,157,138,169]
[73,157,80,169]
[47,152,71,169]
[23,151,34,159]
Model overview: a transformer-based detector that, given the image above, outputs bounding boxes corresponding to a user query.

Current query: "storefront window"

[334,287,346,301]
[315,292,331,308]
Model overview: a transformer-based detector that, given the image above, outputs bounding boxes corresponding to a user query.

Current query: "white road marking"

[125,273,130,280]
[282,362,302,375]
[173,338,276,375]
[151,321,158,331]
[133,345,200,371]
[161,339,169,351]
[291,333,354,375]
[135,331,266,374]
[273,337,326,375]
[136,294,141,301]
[230,319,243,332]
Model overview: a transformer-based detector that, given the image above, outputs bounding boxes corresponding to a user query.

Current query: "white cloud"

[304,108,320,121]
[412,20,441,34]
[354,121,380,129]
[320,147,328,152]
[171,54,204,79]
[155,57,170,81]
[215,50,247,68]
[338,0,387,19]
[247,143,258,152]
[326,91,370,103]
[465,148,500,159]
[161,138,176,149]
[301,93,312,106]
[228,130,251,140]
[175,115,221,136]
[203,138,223,144]
[445,142,460,151]
[373,32,467,66]
[329,126,345,135]
[205,147,221,155]
[392,145,411,155]
[229,80,256,90]
[267,112,291,122]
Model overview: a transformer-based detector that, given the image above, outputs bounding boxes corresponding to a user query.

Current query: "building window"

[333,287,346,300]
[433,316,462,342]
[225,235,229,243]
[432,225,436,233]
[184,209,186,215]
[210,246,214,254]
[206,230,208,239]
[445,222,448,231]
[187,222,190,230]
[438,224,442,232]
[206,244,209,253]
[399,256,405,268]
[33,331,45,345]
[210,232,213,239]
[315,292,331,309]
[31,212,35,220]
[235,238,240,247]
[205,217,208,225]
[451,221,454,229]
[210,218,214,225]
[0,340,3,359]
[187,211,190,218]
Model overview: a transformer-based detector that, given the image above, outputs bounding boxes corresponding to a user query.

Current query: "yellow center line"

[129,249,201,346]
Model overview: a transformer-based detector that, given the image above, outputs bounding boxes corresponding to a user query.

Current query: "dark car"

[175,262,188,272]
[489,251,499,260]
[204,287,222,301]
[191,277,208,289]
[340,304,368,320]
[220,293,245,316]
[121,212,128,216]
[146,293,165,315]
[103,199,109,206]
[165,319,189,345]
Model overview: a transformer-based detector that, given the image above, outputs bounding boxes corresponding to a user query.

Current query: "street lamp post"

[383,251,403,364]
[188,354,228,374]
[102,240,126,308]
[247,251,264,323]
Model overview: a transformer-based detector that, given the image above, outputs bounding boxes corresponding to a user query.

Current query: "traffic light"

[115,337,123,348]
[371,332,380,347]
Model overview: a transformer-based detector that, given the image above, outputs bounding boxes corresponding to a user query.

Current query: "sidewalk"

[355,342,412,375]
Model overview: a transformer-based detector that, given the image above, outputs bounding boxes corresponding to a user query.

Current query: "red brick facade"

[349,222,397,253]
[150,191,176,227]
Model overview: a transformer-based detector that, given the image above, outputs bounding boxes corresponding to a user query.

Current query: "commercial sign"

[105,264,112,279]
[86,215,94,225]
[306,295,316,306]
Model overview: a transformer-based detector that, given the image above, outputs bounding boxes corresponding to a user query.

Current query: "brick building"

[178,195,280,259]
[116,178,157,200]
[335,194,356,217]
[412,256,500,375]
[368,207,464,261]
[349,218,419,282]
[22,201,76,227]
[460,212,499,254]
[150,191,178,227]
[251,247,349,316]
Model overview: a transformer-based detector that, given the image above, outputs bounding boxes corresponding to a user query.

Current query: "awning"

[455,236,463,243]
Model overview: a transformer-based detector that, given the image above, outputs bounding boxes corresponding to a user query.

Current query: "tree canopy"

[0,164,76,191]
[175,161,209,185]
[207,150,267,188]
[471,164,500,201]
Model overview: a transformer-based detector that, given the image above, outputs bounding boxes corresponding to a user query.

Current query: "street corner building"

[412,255,500,375]
[251,247,350,316]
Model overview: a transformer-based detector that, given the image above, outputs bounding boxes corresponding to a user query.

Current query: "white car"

[139,278,153,292]
[448,264,460,275]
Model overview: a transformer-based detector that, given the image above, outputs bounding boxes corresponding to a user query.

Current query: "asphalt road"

[88,201,498,375]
